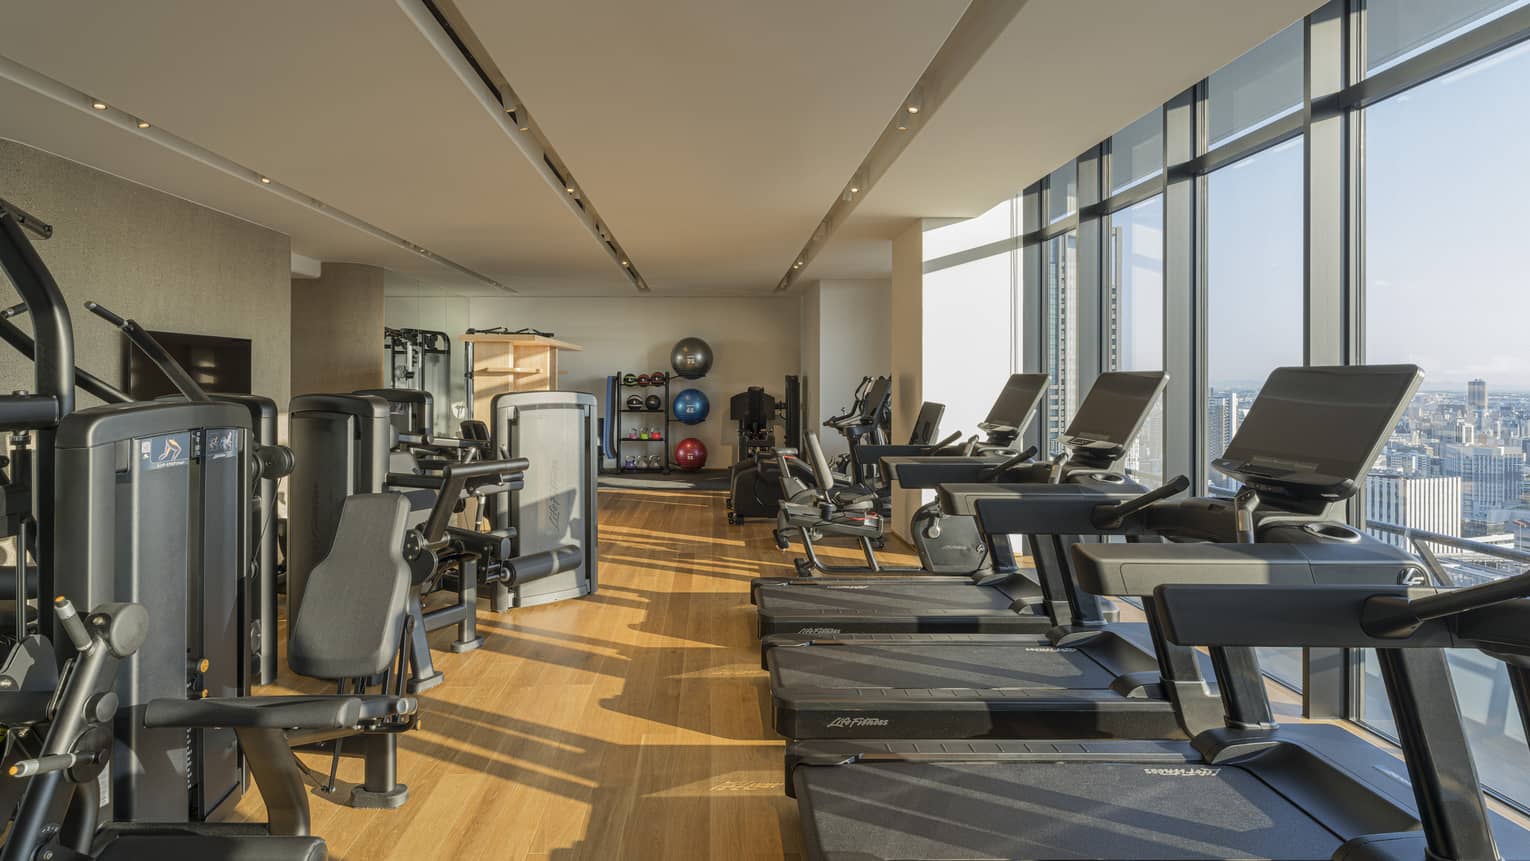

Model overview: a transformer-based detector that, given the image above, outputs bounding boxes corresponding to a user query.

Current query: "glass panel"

[1047,162,1078,224]
[1367,0,1530,75]
[1206,138,1304,690]
[1205,137,1304,494]
[1206,22,1303,151]
[923,196,1018,261]
[1043,231,1078,455]
[1359,38,1530,810]
[1109,108,1164,196]
[1361,649,1530,808]
[1105,196,1164,485]
[923,250,1017,438]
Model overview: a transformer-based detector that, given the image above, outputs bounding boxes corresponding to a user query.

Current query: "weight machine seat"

[144,694,416,731]
[289,493,413,681]
[97,834,325,861]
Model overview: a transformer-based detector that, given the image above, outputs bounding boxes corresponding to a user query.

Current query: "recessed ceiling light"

[906,105,919,115]
[895,119,909,131]
[621,259,630,267]
[137,120,151,129]
[566,186,576,194]
[90,100,107,110]
[259,177,271,184]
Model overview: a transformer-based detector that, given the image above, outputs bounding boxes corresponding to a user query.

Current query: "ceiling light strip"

[0,53,510,293]
[400,0,650,292]
[774,0,1027,292]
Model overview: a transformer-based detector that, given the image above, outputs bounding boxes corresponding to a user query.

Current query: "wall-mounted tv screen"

[124,331,252,400]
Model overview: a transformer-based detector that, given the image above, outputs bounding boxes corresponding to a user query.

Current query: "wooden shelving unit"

[463,332,582,423]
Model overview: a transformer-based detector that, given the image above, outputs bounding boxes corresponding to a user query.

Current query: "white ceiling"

[0,0,1322,296]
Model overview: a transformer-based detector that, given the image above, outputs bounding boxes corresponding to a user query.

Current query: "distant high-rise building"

[1365,473,1462,555]
[1044,233,1077,453]
[1456,421,1476,445]
[1446,443,1527,530]
[1469,379,1488,411]
[1207,391,1240,490]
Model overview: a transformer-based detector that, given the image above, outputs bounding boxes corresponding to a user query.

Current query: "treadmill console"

[1212,364,1422,512]
[1055,371,1168,466]
[974,373,1048,442]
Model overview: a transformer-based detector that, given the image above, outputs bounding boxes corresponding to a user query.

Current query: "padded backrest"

[805,433,836,492]
[290,493,411,680]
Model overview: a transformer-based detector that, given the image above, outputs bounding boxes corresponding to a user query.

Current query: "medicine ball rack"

[615,369,672,473]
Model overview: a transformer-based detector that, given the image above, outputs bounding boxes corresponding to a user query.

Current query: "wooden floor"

[233,485,895,860]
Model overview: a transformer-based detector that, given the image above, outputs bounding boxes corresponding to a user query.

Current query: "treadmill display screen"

[1215,364,1423,492]
[1059,371,1167,447]
[982,373,1048,430]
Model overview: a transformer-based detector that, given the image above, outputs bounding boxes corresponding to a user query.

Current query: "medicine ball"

[622,373,639,386]
[637,373,651,386]
[670,337,713,379]
[674,437,707,471]
[625,395,644,410]
[644,394,662,411]
[650,371,668,385]
[673,388,710,424]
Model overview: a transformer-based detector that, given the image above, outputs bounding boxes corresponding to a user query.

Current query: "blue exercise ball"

[673,388,710,424]
[671,337,713,379]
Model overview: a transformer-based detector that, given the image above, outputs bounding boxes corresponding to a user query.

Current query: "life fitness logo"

[826,716,889,729]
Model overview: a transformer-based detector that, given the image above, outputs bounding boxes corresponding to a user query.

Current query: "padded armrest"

[145,694,416,731]
[1070,541,1425,598]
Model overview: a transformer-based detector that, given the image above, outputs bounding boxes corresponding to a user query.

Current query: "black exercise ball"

[644,394,662,411]
[670,337,713,379]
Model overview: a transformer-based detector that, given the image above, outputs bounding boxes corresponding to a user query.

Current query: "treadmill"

[753,371,1165,642]
[781,363,1530,861]
[787,559,1530,861]
[763,366,1425,742]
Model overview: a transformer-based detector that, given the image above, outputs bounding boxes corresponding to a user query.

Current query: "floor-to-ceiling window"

[922,197,1022,441]
[1001,3,1530,809]
[1358,15,1530,808]
[1105,199,1163,484]
[1201,24,1307,690]
[1104,108,1165,483]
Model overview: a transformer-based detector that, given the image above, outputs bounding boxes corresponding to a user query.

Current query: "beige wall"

[0,139,291,406]
[387,292,803,465]
[798,279,892,460]
[888,222,926,540]
[290,263,386,396]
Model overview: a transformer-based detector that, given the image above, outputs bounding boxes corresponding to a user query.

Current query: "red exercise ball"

[674,437,707,471]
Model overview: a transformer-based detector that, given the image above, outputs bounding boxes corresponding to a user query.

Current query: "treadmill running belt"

[797,761,1341,860]
[759,584,1017,614]
[771,642,1117,690]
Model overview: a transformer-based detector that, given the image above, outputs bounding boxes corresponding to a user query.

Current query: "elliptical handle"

[1092,474,1190,530]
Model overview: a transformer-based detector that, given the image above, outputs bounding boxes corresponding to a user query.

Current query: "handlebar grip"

[83,301,128,328]
[53,597,92,653]
[1092,474,1190,529]
[9,752,83,778]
